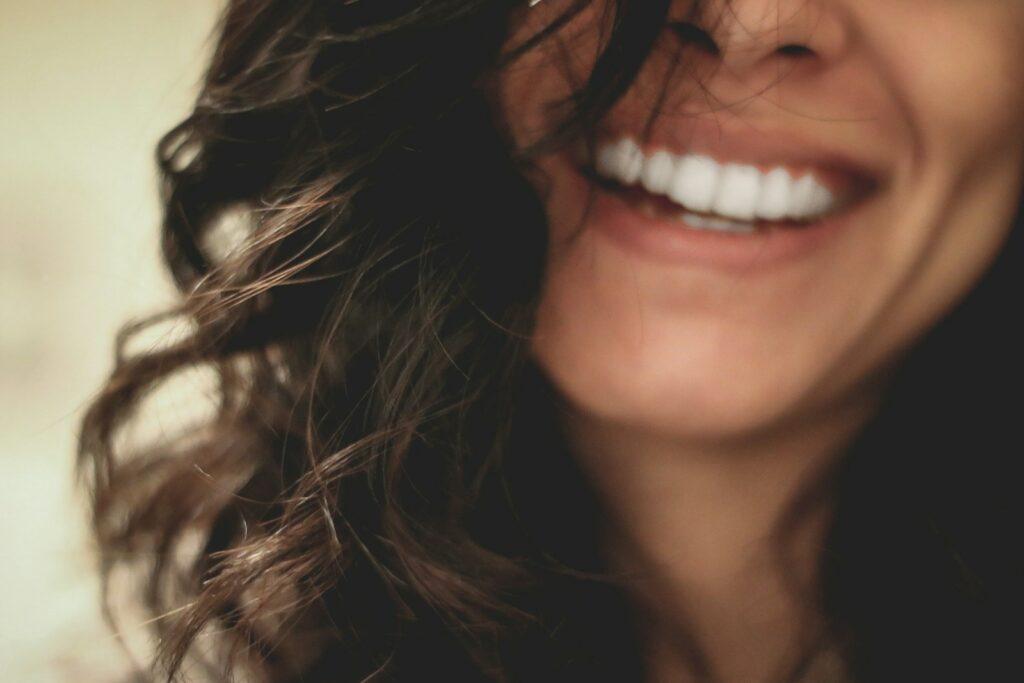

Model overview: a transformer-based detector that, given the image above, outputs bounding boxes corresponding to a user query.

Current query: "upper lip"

[583,118,886,196]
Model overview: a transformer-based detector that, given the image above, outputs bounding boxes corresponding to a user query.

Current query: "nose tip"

[678,0,846,76]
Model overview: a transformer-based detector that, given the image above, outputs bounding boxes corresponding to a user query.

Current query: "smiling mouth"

[576,135,879,235]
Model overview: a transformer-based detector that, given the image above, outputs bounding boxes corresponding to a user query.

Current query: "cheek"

[872,4,1024,168]
[862,6,1024,341]
[489,6,605,152]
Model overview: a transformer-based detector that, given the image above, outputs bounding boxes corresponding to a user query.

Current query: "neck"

[560,394,880,683]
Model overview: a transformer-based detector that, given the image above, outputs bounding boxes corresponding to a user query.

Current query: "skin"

[488,1,1024,680]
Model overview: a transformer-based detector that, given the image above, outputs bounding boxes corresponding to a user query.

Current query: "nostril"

[776,43,815,58]
[669,21,720,56]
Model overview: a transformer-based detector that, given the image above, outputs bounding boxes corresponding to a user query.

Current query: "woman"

[79,0,1024,681]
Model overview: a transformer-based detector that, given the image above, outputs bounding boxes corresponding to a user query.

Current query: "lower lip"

[562,156,864,273]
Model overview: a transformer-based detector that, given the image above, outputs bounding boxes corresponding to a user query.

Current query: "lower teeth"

[635,197,759,234]
[678,212,756,234]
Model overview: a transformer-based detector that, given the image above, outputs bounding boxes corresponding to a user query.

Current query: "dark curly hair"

[78,0,1024,681]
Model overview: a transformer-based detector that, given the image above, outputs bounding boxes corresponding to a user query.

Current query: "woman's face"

[492,0,1024,438]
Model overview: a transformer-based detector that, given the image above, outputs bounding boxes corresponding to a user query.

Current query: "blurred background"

[1,1,221,679]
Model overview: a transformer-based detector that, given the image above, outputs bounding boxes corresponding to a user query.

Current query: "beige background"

[1,1,221,679]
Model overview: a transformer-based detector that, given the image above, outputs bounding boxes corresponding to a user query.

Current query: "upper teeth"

[594,137,839,222]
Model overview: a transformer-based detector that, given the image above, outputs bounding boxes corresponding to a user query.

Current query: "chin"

[531,338,822,441]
